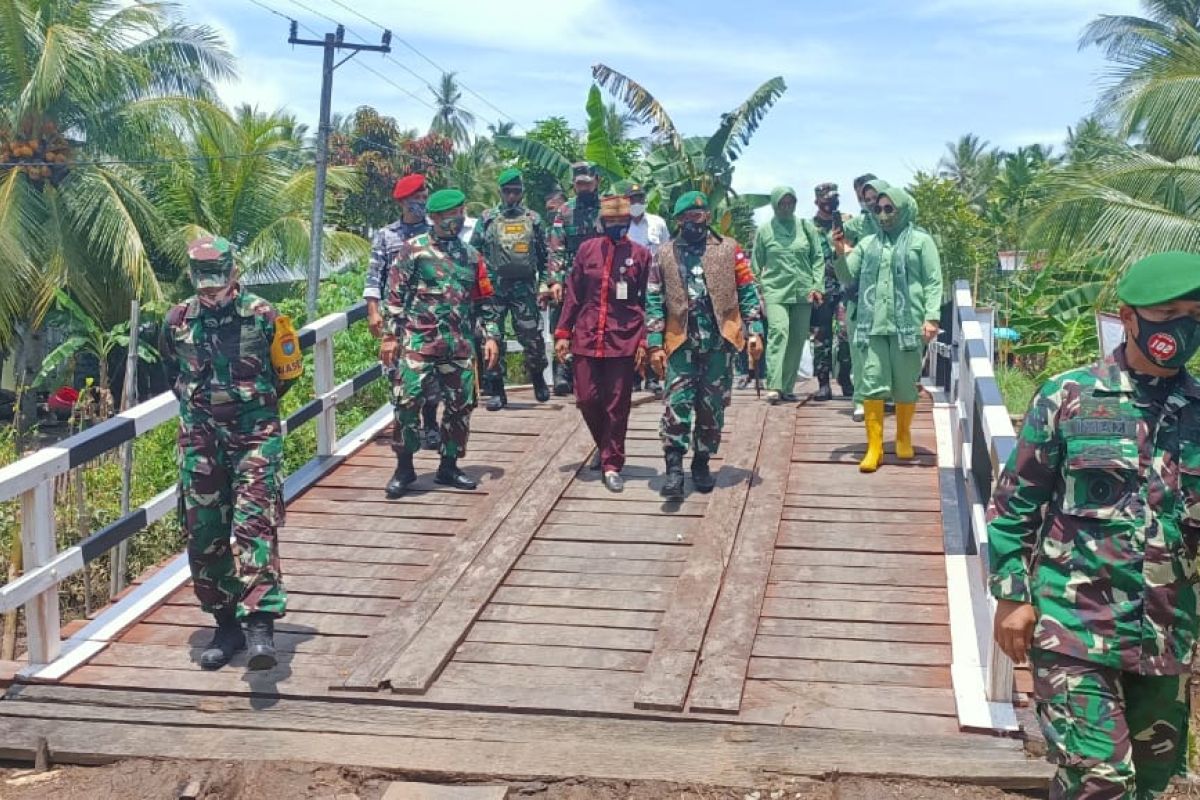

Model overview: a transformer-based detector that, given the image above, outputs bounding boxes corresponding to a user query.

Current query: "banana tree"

[35,290,157,396]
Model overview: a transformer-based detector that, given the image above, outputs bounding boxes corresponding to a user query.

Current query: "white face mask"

[629,203,647,217]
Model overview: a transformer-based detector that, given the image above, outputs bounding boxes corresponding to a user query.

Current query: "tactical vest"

[657,238,745,356]
[488,211,537,279]
[563,202,602,271]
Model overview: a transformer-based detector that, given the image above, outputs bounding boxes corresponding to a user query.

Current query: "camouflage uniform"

[811,215,853,394]
[988,346,1200,798]
[385,232,499,457]
[470,204,550,385]
[548,197,603,389]
[648,239,764,454]
[161,290,291,619]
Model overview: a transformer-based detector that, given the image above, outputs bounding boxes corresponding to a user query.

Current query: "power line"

[323,0,525,131]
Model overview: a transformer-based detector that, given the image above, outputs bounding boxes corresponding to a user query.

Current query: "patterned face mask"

[434,215,464,239]
[198,282,237,309]
[1134,311,1200,369]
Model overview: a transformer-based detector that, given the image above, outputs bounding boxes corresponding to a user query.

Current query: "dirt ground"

[0,758,1055,800]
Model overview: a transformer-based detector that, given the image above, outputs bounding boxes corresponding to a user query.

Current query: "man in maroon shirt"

[554,194,652,492]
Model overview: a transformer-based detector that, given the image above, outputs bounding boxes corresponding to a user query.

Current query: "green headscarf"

[856,185,921,351]
[771,185,797,226]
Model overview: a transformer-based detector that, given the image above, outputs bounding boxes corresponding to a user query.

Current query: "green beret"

[498,167,523,187]
[188,235,234,288]
[1117,251,1200,306]
[672,190,708,218]
[427,188,466,214]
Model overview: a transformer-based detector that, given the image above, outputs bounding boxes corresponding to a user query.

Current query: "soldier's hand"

[993,599,1037,665]
[380,336,400,368]
[554,339,570,364]
[484,338,501,370]
[747,335,764,364]
[833,230,852,258]
[650,348,667,380]
[537,289,552,309]
[923,321,940,343]
[808,290,824,305]
[368,306,385,339]
[635,345,647,374]
[550,283,563,305]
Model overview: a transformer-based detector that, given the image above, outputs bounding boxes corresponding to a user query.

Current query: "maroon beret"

[392,173,426,201]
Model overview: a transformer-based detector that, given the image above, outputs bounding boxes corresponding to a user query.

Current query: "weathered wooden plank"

[277,575,417,599]
[771,549,944,570]
[739,681,958,734]
[752,635,952,666]
[688,404,791,714]
[341,416,587,691]
[299,486,477,507]
[759,596,949,626]
[288,498,471,521]
[490,586,668,613]
[379,419,598,694]
[143,604,383,637]
[454,642,649,672]
[119,623,361,655]
[552,498,706,517]
[747,657,953,689]
[280,560,429,581]
[282,542,440,566]
[279,527,455,550]
[768,562,945,588]
[465,621,656,652]
[784,493,941,512]
[543,511,696,535]
[774,529,944,554]
[163,593,397,617]
[523,540,689,562]
[479,603,662,630]
[635,403,767,712]
[535,523,693,546]
[285,512,461,536]
[765,581,948,606]
[503,569,673,594]
[781,507,943,525]
[87,642,346,674]
[515,555,685,577]
[756,617,950,644]
[776,519,943,540]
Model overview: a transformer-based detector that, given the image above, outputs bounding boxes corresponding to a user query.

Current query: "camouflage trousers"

[486,279,547,389]
[392,351,477,458]
[811,296,851,388]
[177,410,287,619]
[661,343,734,455]
[1032,649,1189,800]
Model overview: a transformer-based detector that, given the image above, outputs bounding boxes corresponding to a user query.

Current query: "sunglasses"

[873,203,897,214]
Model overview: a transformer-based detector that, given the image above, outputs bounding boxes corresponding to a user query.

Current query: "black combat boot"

[199,609,245,670]
[646,377,662,398]
[692,452,716,494]
[421,403,440,450]
[486,382,507,412]
[813,377,833,402]
[385,450,417,499]
[532,371,551,403]
[244,612,277,671]
[838,361,854,398]
[553,362,571,396]
[660,448,686,501]
[435,456,477,490]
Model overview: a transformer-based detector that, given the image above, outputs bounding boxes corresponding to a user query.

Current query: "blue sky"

[196,0,1141,207]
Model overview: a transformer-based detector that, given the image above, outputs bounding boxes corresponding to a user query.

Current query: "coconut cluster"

[0,118,71,186]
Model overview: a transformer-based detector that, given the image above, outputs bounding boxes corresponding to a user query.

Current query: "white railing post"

[314,337,336,457]
[21,481,60,666]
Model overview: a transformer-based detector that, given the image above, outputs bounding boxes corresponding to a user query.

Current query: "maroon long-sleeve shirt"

[554,236,651,359]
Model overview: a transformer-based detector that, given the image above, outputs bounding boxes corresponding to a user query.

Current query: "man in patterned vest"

[647,191,765,501]
[160,235,295,672]
[381,189,501,499]
[547,161,605,395]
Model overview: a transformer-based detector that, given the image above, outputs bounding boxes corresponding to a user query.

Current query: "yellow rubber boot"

[895,402,917,460]
[859,400,886,473]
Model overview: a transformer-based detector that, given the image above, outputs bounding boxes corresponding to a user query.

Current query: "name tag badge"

[616,281,629,300]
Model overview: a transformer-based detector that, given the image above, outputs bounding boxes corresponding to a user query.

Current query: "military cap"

[599,194,631,217]
[1117,251,1200,306]
[571,161,598,180]
[497,167,523,187]
[815,182,838,198]
[672,190,709,218]
[427,188,466,213]
[188,235,235,288]
[392,173,426,201]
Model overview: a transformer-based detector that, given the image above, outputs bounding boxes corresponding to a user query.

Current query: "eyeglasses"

[873,203,897,214]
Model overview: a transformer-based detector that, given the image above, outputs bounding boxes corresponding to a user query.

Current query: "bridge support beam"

[21,481,61,666]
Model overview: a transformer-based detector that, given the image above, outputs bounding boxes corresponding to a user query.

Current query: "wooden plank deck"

[0,387,1049,787]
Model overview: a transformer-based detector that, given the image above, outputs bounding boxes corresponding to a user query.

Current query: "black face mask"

[1133,311,1200,369]
[604,224,629,242]
[681,220,708,244]
[575,190,598,208]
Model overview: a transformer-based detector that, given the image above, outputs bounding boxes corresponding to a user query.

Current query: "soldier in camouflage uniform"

[364,173,441,451]
[470,167,551,409]
[648,191,764,501]
[809,182,854,401]
[988,251,1200,799]
[382,188,501,499]
[547,162,605,395]
[160,235,293,672]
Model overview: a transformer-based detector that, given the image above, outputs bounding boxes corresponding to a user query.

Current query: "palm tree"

[0,0,233,345]
[1079,0,1200,59]
[937,134,998,210]
[148,105,369,295]
[1065,116,1124,164]
[429,71,476,149]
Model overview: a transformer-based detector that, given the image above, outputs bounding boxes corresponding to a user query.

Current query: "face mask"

[818,201,839,215]
[629,203,647,217]
[1133,312,1200,369]
[198,282,237,309]
[404,200,427,219]
[604,223,629,242]
[681,220,708,244]
[434,215,464,239]
[576,190,597,208]
[502,199,522,213]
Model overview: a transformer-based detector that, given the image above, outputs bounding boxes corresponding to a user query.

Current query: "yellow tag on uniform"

[504,224,526,234]
[270,315,304,381]
[513,242,529,253]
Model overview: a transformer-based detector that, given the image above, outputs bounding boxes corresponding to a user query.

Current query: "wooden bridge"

[0,284,1052,790]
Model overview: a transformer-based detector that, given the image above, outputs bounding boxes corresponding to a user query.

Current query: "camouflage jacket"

[160,289,292,422]
[548,198,602,285]
[385,232,499,359]
[469,205,550,291]
[363,218,430,301]
[811,214,854,296]
[987,345,1200,675]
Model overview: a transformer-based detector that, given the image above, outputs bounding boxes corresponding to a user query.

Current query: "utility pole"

[289,23,391,315]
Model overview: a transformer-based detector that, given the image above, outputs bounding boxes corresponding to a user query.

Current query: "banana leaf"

[493,135,572,187]
[584,85,625,181]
